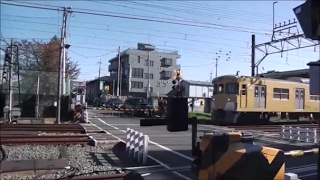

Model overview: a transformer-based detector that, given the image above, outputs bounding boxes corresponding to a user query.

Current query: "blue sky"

[1,0,319,81]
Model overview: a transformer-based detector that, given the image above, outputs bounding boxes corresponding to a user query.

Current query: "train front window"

[213,84,218,94]
[218,84,224,94]
[226,83,239,94]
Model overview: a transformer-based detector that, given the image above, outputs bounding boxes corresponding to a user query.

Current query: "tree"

[16,36,80,95]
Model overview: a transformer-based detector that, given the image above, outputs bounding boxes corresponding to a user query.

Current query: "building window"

[273,88,289,99]
[161,58,173,66]
[144,60,154,66]
[161,71,172,78]
[131,81,143,89]
[144,73,153,79]
[131,68,143,78]
[137,56,140,63]
[144,87,153,93]
[310,95,320,101]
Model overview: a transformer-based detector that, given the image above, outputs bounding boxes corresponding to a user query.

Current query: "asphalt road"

[88,109,318,180]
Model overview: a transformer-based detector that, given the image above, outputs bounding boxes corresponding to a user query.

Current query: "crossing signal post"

[166,69,189,132]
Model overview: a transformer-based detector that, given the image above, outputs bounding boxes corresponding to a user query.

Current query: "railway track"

[0,134,93,145]
[0,123,128,180]
[0,123,86,133]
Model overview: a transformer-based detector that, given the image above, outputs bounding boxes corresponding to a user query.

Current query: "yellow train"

[211,75,320,124]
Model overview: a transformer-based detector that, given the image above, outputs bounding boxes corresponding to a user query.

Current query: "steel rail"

[0,136,92,145]
[0,124,83,128]
[0,135,88,138]
[0,128,85,133]
[69,173,126,180]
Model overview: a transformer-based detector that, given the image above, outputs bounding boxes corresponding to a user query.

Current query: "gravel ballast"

[1,145,119,180]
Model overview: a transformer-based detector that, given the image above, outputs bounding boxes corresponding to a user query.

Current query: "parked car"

[123,97,154,116]
[105,98,124,109]
[93,97,107,107]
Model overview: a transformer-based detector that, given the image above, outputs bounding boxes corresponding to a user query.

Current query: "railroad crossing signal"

[172,69,184,97]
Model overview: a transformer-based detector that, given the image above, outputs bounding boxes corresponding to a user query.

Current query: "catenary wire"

[0,1,273,35]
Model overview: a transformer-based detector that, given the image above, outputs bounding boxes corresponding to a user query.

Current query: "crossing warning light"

[172,69,184,97]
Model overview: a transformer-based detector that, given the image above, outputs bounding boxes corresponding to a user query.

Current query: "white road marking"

[89,118,192,180]
[107,124,140,126]
[97,118,193,161]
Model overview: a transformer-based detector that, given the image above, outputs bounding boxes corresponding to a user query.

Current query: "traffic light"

[166,97,189,132]
[293,0,320,40]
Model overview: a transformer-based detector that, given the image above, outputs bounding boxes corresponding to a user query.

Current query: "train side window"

[241,84,246,95]
[273,88,289,100]
[218,84,224,94]
[213,84,218,95]
[310,95,320,101]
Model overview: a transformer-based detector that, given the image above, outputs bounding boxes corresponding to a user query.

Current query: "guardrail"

[126,128,149,164]
[280,126,318,143]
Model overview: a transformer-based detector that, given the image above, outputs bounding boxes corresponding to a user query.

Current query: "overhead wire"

[0,18,249,48]
[181,1,292,20]
[0,1,273,35]
[1,25,316,61]
[0,13,249,43]
[123,1,277,26]
[1,1,315,69]
[156,1,291,22]
[93,0,273,32]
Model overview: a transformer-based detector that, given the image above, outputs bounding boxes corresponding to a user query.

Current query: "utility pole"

[215,58,218,78]
[62,7,71,95]
[214,50,231,78]
[98,59,102,78]
[209,72,213,82]
[251,35,256,76]
[116,46,121,97]
[147,51,151,102]
[56,7,68,124]
[272,1,278,41]
[8,39,14,122]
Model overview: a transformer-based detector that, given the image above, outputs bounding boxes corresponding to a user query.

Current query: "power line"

[156,1,291,22]
[1,14,251,43]
[68,49,115,58]
[2,26,317,60]
[123,1,275,25]
[0,1,273,35]
[0,26,252,56]
[0,18,250,48]
[94,1,275,30]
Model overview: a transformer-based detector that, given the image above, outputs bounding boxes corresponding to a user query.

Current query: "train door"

[254,85,266,109]
[295,88,305,110]
[240,84,247,108]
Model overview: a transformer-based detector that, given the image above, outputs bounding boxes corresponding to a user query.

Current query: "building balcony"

[160,70,172,80]
[160,58,173,67]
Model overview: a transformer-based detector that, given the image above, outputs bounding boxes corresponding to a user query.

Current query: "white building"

[181,80,213,98]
